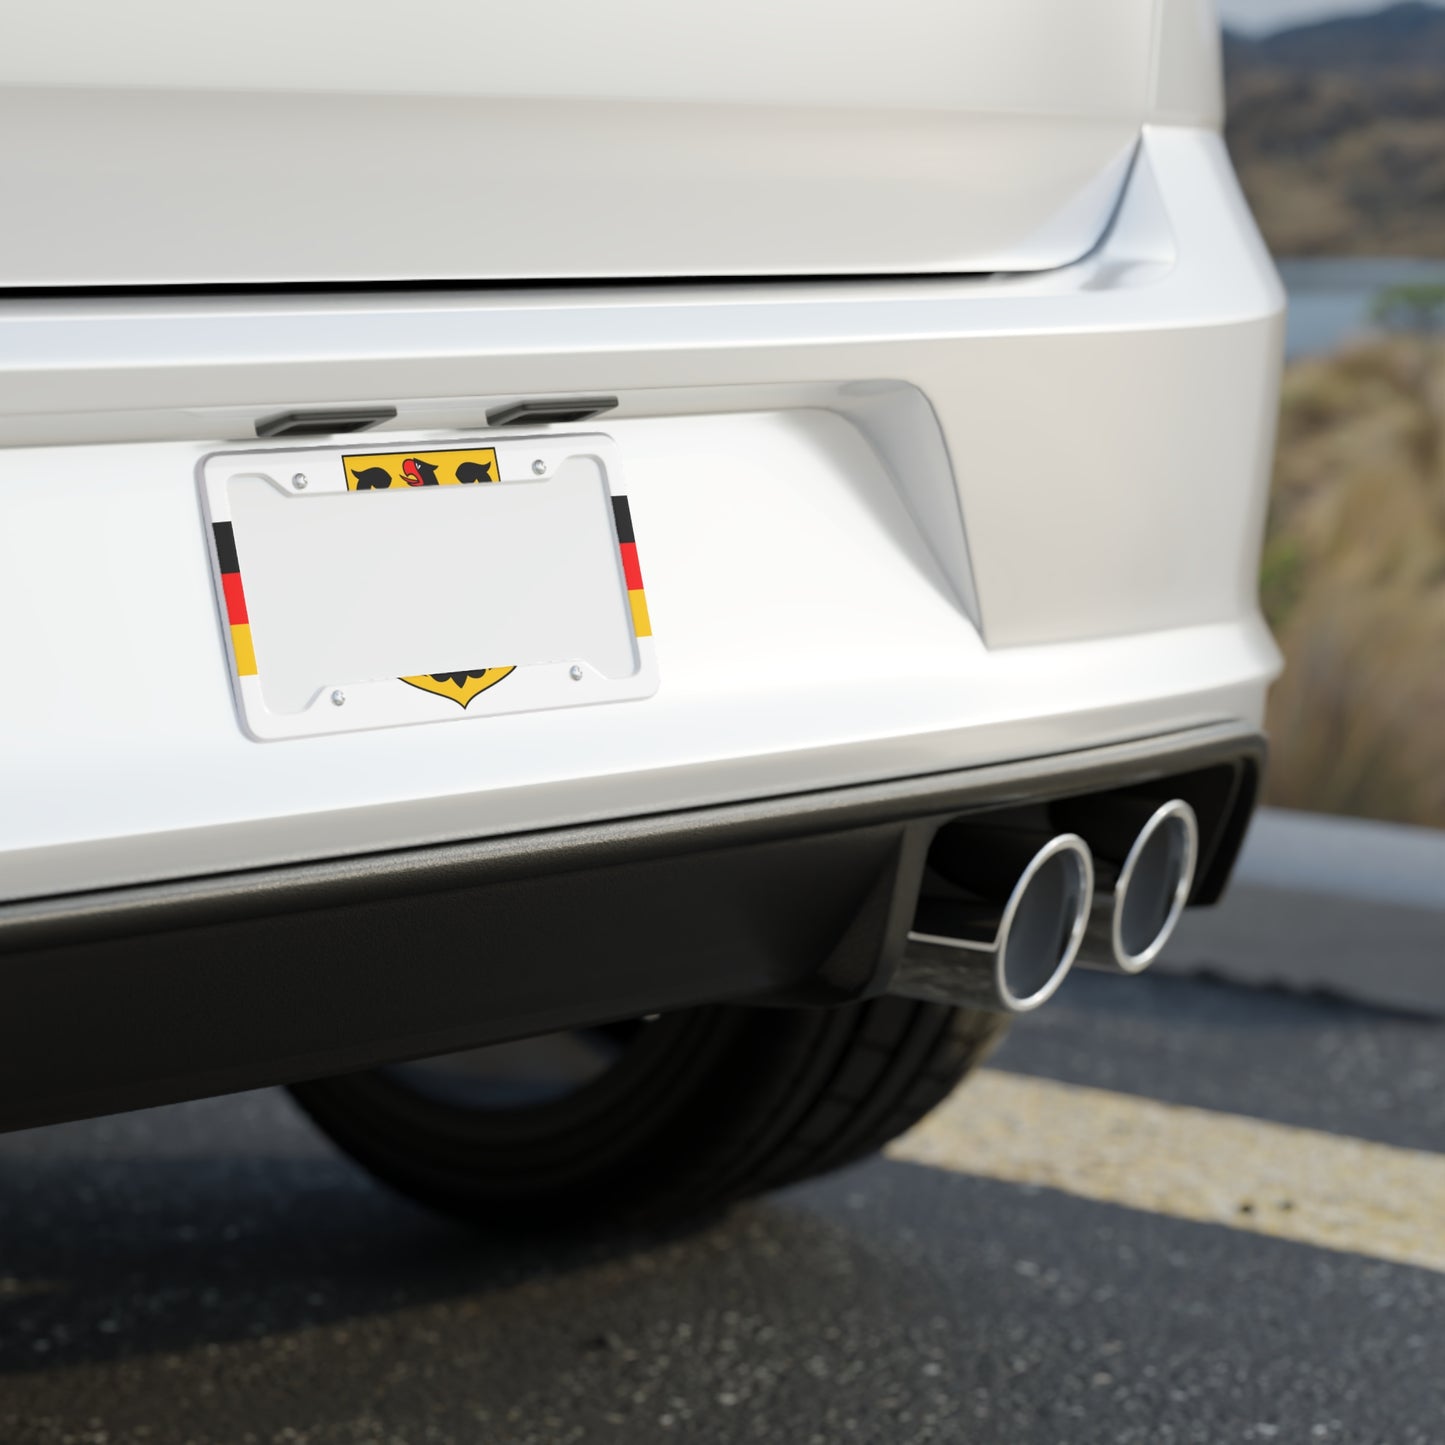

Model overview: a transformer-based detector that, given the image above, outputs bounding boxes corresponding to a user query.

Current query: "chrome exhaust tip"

[1074,799,1199,975]
[895,833,1094,1015]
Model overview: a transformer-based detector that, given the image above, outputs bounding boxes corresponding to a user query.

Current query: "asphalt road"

[1,969,1443,1445]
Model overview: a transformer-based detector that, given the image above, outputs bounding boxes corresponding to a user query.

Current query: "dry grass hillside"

[1262,337,1445,827]
[1223,6,1445,825]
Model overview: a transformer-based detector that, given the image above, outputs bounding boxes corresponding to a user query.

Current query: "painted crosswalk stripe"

[890,1069,1445,1274]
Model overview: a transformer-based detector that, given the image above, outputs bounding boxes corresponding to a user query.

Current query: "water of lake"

[1280,257,1445,359]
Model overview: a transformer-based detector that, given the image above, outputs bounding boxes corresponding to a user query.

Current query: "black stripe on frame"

[611,495,635,545]
[212,521,240,574]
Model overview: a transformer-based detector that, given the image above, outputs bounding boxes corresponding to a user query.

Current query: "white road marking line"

[889,1069,1445,1274]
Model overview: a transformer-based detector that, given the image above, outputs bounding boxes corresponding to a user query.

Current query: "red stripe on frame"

[221,571,249,625]
[619,542,644,591]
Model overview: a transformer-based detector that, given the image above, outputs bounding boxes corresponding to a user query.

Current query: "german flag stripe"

[628,589,652,638]
[221,571,248,625]
[212,521,257,676]
[611,497,650,638]
[212,521,240,574]
[611,495,635,545]
[230,623,258,675]
[619,542,644,591]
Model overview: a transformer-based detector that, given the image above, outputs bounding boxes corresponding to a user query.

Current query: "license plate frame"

[199,433,656,741]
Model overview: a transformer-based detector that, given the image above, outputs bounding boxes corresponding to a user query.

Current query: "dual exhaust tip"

[897,798,1199,1015]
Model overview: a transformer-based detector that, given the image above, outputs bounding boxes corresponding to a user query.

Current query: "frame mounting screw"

[569,665,583,681]
[531,459,547,476]
[292,473,309,490]
[330,689,346,706]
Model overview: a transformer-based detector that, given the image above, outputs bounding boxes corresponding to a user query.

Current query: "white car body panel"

[0,124,1282,902]
[0,0,1221,284]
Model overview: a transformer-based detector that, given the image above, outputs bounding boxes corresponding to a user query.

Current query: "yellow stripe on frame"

[230,623,258,676]
[628,589,652,638]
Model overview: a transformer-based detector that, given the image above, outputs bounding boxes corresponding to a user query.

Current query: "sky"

[1216,0,1444,34]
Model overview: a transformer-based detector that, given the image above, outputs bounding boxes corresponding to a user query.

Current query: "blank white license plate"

[200,434,656,740]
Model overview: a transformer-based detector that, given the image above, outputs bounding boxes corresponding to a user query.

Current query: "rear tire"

[288,997,1006,1229]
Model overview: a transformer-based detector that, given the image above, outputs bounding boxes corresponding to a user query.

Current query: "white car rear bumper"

[0,126,1283,903]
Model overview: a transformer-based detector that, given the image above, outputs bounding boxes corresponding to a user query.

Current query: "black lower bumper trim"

[0,724,1262,1134]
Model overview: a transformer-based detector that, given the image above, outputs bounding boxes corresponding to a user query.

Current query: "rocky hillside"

[1226,3,1445,256]
[1226,1,1445,70]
